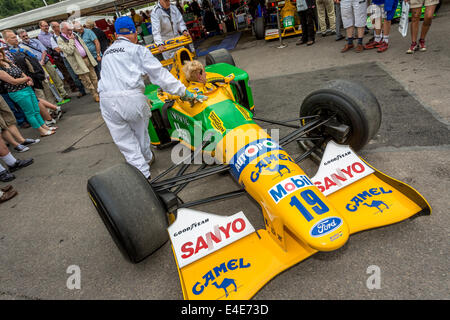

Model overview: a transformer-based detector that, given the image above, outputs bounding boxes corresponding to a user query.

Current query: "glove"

[182,89,208,103]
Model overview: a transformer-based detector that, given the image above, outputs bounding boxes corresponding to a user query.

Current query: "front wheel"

[300,79,382,151]
[205,49,236,66]
[87,163,169,263]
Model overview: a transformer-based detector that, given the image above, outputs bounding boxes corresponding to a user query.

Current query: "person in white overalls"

[98,16,206,179]
[151,0,194,60]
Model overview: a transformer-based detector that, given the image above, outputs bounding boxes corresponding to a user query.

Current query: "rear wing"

[168,141,431,300]
[146,35,193,67]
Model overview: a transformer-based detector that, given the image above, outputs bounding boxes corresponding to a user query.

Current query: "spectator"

[37,97,62,127]
[0,96,39,152]
[191,0,202,17]
[339,0,367,53]
[202,0,221,34]
[364,0,398,52]
[0,43,28,128]
[85,20,110,55]
[176,0,185,14]
[380,0,399,52]
[316,0,336,37]
[3,30,56,105]
[2,30,44,84]
[57,21,99,102]
[406,0,439,53]
[334,0,345,41]
[1,90,28,128]
[184,2,191,13]
[49,21,86,98]
[2,31,60,119]
[130,8,143,26]
[73,21,102,78]
[38,20,78,94]
[141,10,150,22]
[17,29,69,99]
[0,184,18,203]
[0,134,33,182]
[0,48,56,137]
[296,0,317,46]
[364,1,384,50]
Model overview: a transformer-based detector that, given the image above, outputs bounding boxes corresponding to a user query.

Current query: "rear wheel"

[205,49,236,66]
[300,79,382,152]
[87,163,169,263]
[254,17,265,40]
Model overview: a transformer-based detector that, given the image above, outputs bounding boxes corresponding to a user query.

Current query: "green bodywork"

[144,63,255,151]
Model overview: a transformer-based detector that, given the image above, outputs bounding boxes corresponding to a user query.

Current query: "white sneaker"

[14,144,30,153]
[45,119,56,126]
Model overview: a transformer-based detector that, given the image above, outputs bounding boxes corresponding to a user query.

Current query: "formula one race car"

[254,0,303,41]
[87,35,431,300]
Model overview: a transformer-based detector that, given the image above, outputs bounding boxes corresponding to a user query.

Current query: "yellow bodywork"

[156,35,430,300]
[146,35,194,68]
[171,125,430,300]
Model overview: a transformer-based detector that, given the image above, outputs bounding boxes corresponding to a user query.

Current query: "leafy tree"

[0,0,61,19]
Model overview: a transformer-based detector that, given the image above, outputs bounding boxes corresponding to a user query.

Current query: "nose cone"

[305,216,350,251]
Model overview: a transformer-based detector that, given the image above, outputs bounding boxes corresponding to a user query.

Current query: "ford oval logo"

[310,217,342,237]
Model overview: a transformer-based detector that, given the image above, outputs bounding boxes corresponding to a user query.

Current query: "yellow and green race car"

[87,36,431,300]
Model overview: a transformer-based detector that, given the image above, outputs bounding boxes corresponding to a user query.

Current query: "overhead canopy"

[0,0,157,31]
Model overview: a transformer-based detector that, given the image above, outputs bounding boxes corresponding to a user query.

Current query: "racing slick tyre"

[300,80,381,151]
[254,17,265,40]
[87,163,169,263]
[205,49,236,67]
[300,79,382,152]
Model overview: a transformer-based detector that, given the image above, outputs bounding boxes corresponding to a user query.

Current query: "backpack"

[11,50,45,82]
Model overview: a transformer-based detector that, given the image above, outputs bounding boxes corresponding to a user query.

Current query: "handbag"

[297,0,308,11]
[398,1,410,37]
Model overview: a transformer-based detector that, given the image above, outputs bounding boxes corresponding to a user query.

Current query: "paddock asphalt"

[0,4,449,300]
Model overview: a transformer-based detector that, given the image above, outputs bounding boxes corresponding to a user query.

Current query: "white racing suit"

[151,3,194,60]
[98,36,186,178]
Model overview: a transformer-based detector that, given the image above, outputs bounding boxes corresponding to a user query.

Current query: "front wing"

[168,141,431,300]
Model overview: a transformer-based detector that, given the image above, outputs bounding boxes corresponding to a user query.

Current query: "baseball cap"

[114,16,136,35]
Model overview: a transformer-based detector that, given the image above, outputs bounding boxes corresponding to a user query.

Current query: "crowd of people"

[296,0,439,53]
[0,0,442,204]
[0,17,113,203]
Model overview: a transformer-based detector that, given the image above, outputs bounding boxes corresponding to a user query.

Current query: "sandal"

[41,130,55,137]
[1,185,13,192]
[49,126,58,131]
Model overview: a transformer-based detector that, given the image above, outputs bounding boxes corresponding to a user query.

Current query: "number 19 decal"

[289,190,329,222]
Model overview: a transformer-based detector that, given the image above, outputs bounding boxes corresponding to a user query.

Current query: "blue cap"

[114,16,136,35]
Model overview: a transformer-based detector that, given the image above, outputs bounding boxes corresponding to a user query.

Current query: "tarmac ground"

[0,3,449,300]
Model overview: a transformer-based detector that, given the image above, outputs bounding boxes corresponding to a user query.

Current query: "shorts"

[410,0,439,9]
[0,95,17,129]
[341,0,368,29]
[384,0,399,20]
[368,3,386,23]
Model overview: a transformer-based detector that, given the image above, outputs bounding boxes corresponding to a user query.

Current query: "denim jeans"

[1,93,27,125]
[63,57,86,95]
[8,87,45,129]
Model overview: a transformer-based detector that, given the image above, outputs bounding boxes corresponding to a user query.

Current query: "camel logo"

[346,187,393,213]
[250,152,294,182]
[363,200,389,213]
[211,278,237,298]
[191,258,250,297]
